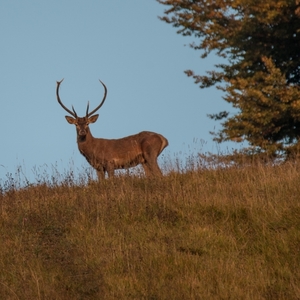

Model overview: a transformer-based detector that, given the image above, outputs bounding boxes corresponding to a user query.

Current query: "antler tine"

[86,101,90,117]
[72,105,78,118]
[56,79,77,117]
[87,80,107,117]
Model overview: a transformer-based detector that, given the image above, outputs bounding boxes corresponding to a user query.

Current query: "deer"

[56,79,168,181]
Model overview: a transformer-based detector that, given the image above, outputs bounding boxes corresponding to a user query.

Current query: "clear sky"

[0,1,238,183]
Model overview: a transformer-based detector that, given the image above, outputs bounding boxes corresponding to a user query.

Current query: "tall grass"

[1,156,300,299]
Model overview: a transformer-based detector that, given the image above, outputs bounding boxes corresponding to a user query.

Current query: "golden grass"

[1,160,300,299]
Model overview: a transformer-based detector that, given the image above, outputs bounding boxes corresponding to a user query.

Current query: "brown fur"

[66,115,168,180]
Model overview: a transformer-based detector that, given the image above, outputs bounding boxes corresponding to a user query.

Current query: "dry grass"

[1,159,300,299]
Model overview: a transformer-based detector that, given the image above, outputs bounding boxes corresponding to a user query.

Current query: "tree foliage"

[158,0,300,157]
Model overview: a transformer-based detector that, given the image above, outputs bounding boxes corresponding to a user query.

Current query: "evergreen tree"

[158,0,300,157]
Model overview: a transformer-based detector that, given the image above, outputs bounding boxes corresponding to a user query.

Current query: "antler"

[56,79,77,117]
[56,79,107,118]
[86,80,107,117]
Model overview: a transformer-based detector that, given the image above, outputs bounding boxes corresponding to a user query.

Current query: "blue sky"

[0,1,238,183]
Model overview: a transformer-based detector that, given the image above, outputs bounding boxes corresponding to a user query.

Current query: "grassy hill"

[1,160,300,299]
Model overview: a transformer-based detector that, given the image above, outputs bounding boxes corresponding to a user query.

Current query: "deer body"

[76,129,168,179]
[57,79,168,180]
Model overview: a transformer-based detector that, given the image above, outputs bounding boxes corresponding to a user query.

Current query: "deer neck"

[77,131,98,167]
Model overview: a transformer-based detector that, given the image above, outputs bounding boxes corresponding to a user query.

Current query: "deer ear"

[65,116,76,124]
[88,114,99,124]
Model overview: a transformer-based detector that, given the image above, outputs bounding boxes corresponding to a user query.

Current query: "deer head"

[56,79,107,141]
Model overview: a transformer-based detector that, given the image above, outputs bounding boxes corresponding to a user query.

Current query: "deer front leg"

[96,169,105,181]
[106,162,115,178]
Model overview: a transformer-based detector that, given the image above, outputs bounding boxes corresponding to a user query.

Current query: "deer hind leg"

[142,136,165,177]
[142,163,153,177]
[143,148,163,177]
[143,160,163,177]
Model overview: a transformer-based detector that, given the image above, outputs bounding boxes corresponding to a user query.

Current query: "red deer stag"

[56,79,168,180]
